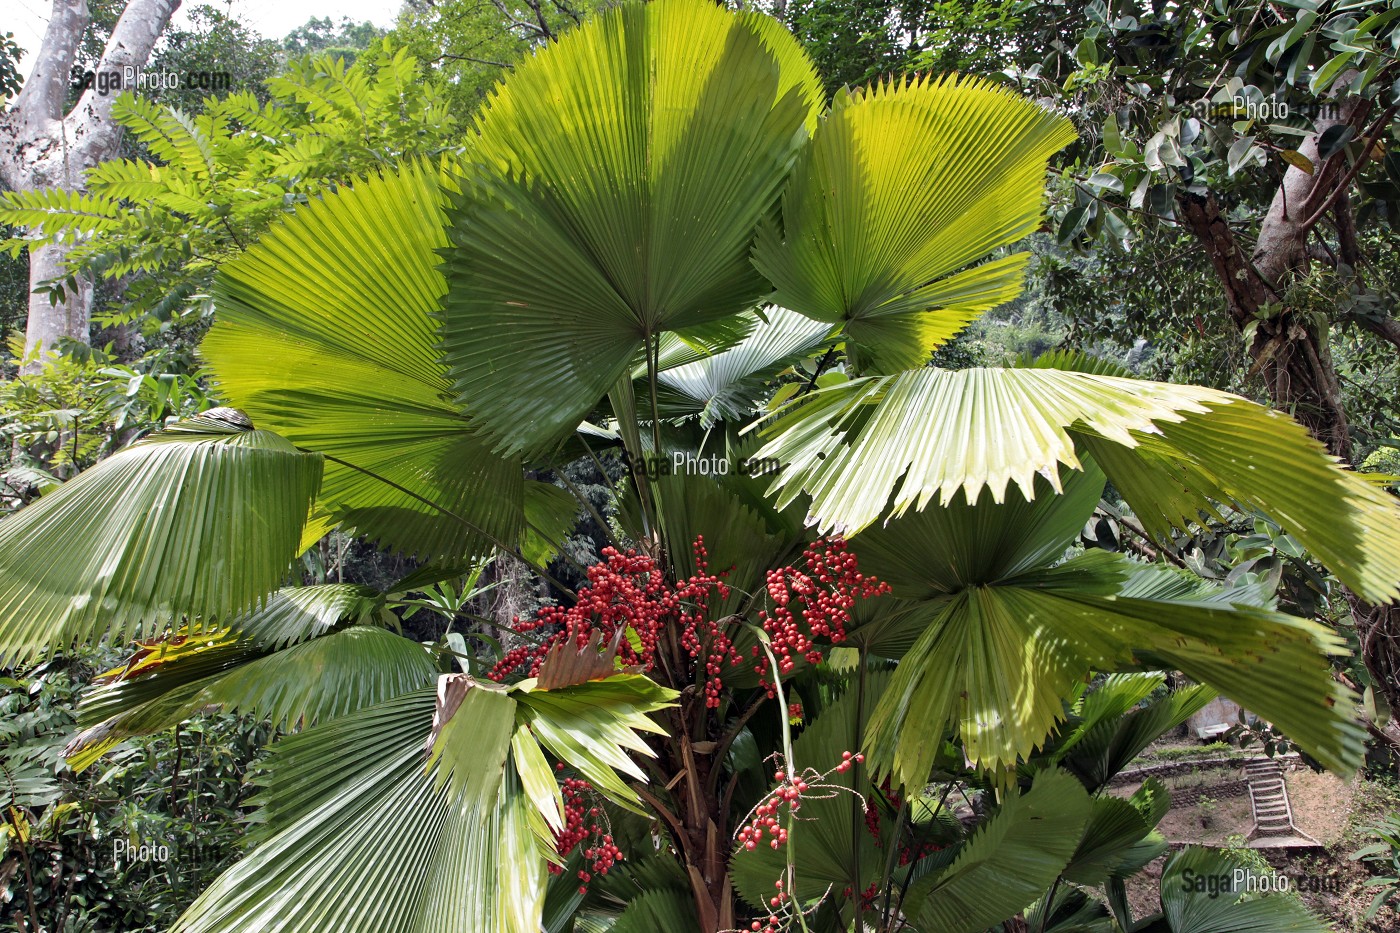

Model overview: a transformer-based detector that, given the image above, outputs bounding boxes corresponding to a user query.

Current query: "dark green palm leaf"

[439,0,823,455]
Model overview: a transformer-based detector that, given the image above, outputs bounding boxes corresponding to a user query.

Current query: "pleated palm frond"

[511,675,674,814]
[847,469,1366,784]
[0,410,321,667]
[606,889,702,933]
[751,77,1075,375]
[644,307,834,425]
[70,627,438,771]
[65,584,434,770]
[205,159,525,564]
[224,582,383,649]
[754,367,1400,603]
[1049,673,1216,792]
[862,548,1364,784]
[177,669,676,933]
[899,769,1092,933]
[174,689,546,933]
[438,0,823,456]
[1155,846,1330,932]
[1060,780,1170,885]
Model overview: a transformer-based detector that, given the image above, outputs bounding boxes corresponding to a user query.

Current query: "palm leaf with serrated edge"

[751,367,1400,603]
[438,0,823,457]
[205,159,525,564]
[752,76,1075,374]
[0,409,321,667]
[864,547,1364,784]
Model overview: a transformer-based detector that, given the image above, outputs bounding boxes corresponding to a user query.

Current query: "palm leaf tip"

[0,412,322,668]
[753,75,1076,374]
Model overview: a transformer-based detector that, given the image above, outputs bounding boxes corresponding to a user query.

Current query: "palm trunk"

[659,698,735,933]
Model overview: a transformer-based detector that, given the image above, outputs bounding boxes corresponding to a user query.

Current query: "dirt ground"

[1114,758,1400,931]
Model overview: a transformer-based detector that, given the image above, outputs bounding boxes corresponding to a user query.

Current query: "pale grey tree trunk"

[0,0,181,373]
[25,241,94,356]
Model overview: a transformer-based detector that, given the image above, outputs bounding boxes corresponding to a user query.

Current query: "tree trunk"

[1176,96,1400,718]
[0,0,181,373]
[24,241,93,362]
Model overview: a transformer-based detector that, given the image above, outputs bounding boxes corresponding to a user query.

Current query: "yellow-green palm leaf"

[752,76,1075,374]
[206,160,524,563]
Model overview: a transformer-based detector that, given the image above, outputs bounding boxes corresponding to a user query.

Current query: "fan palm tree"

[1,1,1397,930]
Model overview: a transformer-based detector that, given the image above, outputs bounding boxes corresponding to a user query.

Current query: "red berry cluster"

[490,537,887,711]
[754,540,889,695]
[839,882,881,911]
[863,780,940,866]
[736,752,864,853]
[748,876,792,933]
[487,538,740,706]
[552,772,625,894]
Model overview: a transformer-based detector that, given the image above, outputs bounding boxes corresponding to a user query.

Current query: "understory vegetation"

[2,2,1399,932]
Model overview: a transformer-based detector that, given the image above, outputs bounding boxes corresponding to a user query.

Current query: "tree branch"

[11,0,90,128]
[67,0,182,165]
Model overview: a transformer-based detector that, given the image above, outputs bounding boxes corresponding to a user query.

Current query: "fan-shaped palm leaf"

[64,584,435,769]
[1050,674,1215,792]
[69,625,438,770]
[900,768,1092,933]
[0,410,321,667]
[1158,846,1329,932]
[646,307,834,425]
[863,548,1364,784]
[178,667,675,932]
[438,0,824,456]
[752,77,1075,374]
[205,159,525,563]
[174,689,545,933]
[753,367,1400,603]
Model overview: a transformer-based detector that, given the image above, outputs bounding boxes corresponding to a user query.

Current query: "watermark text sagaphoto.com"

[621,449,781,479]
[73,67,233,97]
[1180,866,1342,899]
[113,837,171,866]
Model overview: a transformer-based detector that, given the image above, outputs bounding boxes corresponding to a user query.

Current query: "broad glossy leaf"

[206,159,525,563]
[0,410,321,666]
[439,0,823,455]
[753,77,1075,373]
